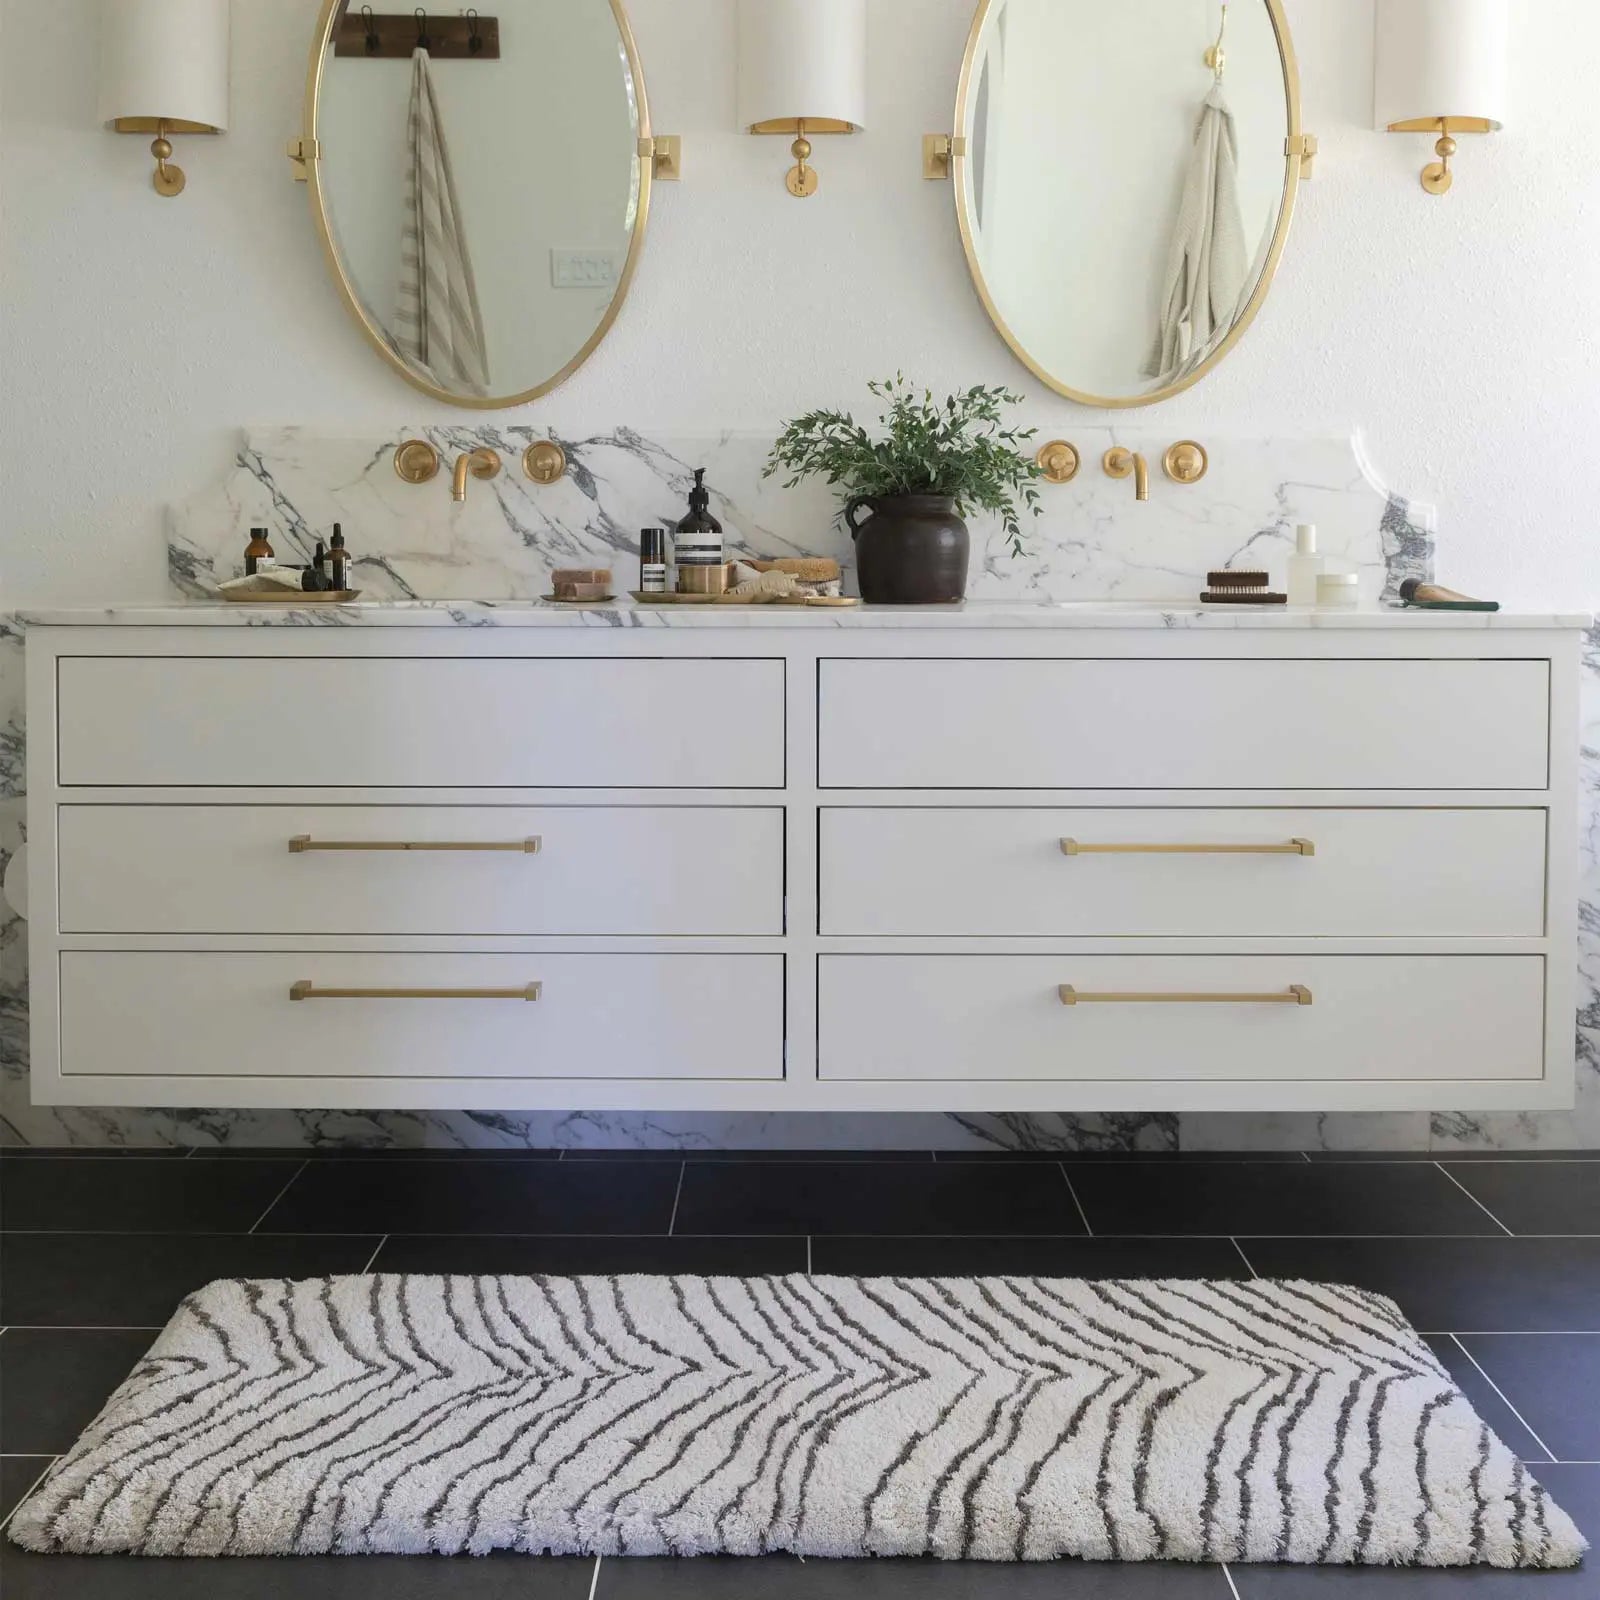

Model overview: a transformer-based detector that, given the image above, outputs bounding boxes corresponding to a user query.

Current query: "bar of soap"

[552,568,611,588]
[553,581,612,601]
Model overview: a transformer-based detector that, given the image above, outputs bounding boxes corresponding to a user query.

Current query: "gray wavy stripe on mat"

[8,1274,1587,1568]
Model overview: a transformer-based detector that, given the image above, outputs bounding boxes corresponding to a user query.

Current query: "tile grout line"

[360,1236,389,1274]
[6,1325,166,1332]
[248,1159,309,1235]
[1229,1239,1260,1279]
[666,1161,686,1237]
[0,1457,60,1535]
[1449,1334,1561,1463]
[1434,1161,1516,1237]
[586,1551,602,1600]
[1057,1163,1094,1237]
[1220,1560,1243,1600]
[806,1235,813,1276]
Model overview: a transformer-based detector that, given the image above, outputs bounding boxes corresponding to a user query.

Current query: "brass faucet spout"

[451,448,502,503]
[1103,447,1150,502]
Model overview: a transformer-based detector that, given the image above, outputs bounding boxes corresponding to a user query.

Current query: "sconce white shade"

[99,0,231,133]
[737,0,867,133]
[1374,0,1507,132]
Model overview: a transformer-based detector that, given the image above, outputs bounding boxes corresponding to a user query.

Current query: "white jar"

[1316,571,1360,610]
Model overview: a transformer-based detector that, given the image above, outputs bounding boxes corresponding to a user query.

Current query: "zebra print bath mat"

[10,1274,1585,1568]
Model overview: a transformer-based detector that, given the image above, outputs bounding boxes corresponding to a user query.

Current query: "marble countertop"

[16,600,1592,630]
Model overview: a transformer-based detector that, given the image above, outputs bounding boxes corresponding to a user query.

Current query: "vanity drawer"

[60,953,783,1081]
[820,808,1547,937]
[818,956,1545,1083]
[58,805,783,936]
[818,659,1549,790]
[56,657,785,789]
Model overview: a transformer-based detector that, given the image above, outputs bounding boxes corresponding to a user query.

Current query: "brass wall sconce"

[100,0,231,198]
[1374,0,1506,196]
[737,0,866,198]
[1035,441,1080,485]
[523,441,568,484]
[1103,447,1150,502]
[1163,441,1209,485]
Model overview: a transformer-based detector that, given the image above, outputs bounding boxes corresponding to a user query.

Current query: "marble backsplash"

[170,426,1411,605]
[1,426,1594,1152]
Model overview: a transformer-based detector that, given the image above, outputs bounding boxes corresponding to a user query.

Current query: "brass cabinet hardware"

[288,836,541,854]
[523,441,568,485]
[923,133,966,180]
[1103,447,1149,501]
[1163,440,1209,485]
[393,439,441,484]
[1061,838,1315,857]
[640,134,681,181]
[291,981,542,1002]
[1059,985,1313,1006]
[451,447,501,502]
[1036,441,1080,485]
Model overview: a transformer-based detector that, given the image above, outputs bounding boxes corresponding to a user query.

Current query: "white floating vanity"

[23,601,1586,1116]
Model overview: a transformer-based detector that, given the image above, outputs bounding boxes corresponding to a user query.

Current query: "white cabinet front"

[61,953,785,1081]
[819,659,1550,790]
[818,956,1546,1084]
[57,656,786,789]
[59,806,784,936]
[821,808,1547,937]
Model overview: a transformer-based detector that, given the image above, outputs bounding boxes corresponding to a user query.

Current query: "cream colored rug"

[9,1274,1585,1567]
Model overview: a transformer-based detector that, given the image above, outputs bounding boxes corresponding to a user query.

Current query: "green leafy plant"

[765,376,1043,558]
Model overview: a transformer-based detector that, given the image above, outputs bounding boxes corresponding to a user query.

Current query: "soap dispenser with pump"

[675,469,724,594]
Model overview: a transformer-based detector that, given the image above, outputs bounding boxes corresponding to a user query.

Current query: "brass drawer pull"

[291,981,542,1002]
[1060,838,1314,857]
[1059,984,1313,1007]
[288,836,541,855]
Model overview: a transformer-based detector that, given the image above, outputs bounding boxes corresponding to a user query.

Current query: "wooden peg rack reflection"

[335,10,501,60]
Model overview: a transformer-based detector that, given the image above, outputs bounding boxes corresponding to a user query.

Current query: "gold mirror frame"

[297,0,655,410]
[950,0,1303,410]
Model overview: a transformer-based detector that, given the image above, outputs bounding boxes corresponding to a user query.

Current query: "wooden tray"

[220,590,363,605]
[630,592,859,608]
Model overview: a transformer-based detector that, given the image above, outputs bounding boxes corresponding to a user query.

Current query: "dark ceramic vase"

[845,494,970,605]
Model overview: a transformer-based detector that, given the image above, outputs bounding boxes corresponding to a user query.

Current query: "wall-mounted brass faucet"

[451,448,501,503]
[1103,447,1149,502]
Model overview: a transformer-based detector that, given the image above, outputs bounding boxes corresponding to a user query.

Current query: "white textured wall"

[2,0,1598,611]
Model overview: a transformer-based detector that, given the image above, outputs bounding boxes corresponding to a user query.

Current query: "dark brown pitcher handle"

[845,497,877,540]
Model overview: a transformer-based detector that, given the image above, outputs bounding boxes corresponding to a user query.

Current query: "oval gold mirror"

[298,0,653,408]
[952,0,1303,408]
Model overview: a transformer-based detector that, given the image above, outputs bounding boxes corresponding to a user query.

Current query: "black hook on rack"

[360,5,380,54]
[466,9,483,54]
[414,8,430,52]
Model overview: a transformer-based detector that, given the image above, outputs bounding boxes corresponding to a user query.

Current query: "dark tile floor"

[1,1147,1597,1597]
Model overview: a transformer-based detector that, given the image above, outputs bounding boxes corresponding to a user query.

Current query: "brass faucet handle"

[394,439,442,484]
[523,441,567,484]
[1163,441,1209,485]
[1036,440,1080,484]
[466,447,501,482]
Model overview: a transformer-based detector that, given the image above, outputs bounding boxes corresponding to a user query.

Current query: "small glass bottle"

[328,525,350,592]
[1286,524,1323,607]
[244,527,276,576]
[639,528,668,594]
